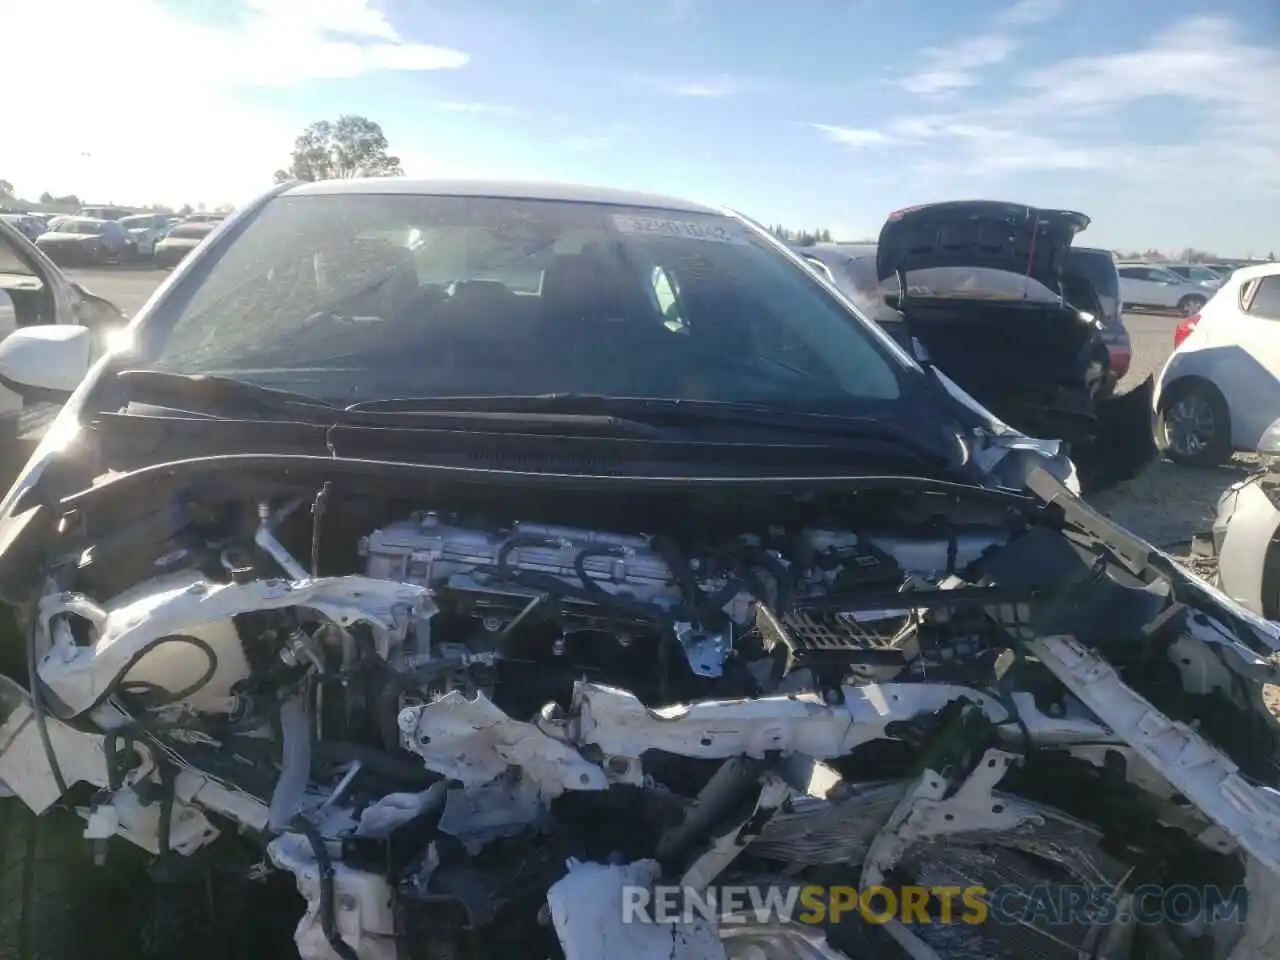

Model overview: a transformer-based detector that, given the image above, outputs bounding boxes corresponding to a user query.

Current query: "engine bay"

[4,477,1280,960]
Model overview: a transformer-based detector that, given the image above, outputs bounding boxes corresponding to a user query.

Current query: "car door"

[1119,266,1175,309]
[0,219,111,479]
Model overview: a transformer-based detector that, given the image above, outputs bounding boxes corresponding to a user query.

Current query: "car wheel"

[0,800,143,958]
[1156,380,1232,467]
[1177,294,1207,316]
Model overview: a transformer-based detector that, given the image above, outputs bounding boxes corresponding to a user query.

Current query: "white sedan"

[1153,261,1280,465]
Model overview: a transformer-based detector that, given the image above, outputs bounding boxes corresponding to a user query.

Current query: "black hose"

[572,545,677,622]
[651,535,700,618]
[85,634,220,715]
[496,536,671,625]
[26,601,68,799]
[291,813,360,960]
[746,545,793,613]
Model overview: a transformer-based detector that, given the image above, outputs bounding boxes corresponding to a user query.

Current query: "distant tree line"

[770,225,833,246]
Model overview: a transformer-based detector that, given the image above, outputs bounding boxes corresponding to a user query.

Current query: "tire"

[0,800,143,958]
[1177,294,1207,316]
[1156,380,1232,467]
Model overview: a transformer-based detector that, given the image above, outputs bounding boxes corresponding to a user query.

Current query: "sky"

[3,0,1278,254]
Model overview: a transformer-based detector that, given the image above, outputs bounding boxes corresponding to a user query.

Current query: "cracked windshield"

[0,1,1276,960]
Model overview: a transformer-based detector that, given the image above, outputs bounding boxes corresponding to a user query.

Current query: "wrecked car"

[0,179,1276,960]
[797,202,1155,492]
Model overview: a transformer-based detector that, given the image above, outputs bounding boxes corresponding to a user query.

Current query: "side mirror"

[0,325,92,397]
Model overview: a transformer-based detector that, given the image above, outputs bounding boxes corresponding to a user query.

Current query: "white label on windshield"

[612,215,747,245]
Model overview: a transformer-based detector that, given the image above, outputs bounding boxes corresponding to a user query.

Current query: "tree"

[178,204,193,216]
[273,115,403,183]
[0,180,12,199]
[38,192,54,204]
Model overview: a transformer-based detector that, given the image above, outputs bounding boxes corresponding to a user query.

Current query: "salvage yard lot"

[64,269,1240,559]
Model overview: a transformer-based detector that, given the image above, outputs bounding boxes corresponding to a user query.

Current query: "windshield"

[133,193,912,408]
[168,225,211,240]
[120,216,152,229]
[62,220,104,235]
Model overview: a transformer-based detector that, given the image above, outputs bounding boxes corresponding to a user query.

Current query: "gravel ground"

[1089,455,1256,565]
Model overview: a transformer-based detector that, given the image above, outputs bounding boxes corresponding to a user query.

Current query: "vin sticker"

[612,215,748,245]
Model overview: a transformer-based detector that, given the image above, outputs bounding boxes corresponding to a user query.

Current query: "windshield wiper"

[111,373,673,439]
[115,370,338,414]
[346,394,968,469]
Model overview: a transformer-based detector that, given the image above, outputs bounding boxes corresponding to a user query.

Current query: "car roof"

[1230,261,1280,282]
[280,178,719,214]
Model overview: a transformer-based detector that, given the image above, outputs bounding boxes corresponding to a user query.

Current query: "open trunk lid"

[876,200,1091,294]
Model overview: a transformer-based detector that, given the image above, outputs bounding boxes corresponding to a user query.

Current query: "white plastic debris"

[547,858,727,960]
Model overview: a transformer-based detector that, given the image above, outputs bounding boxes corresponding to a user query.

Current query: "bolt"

[552,637,567,656]
[338,895,357,913]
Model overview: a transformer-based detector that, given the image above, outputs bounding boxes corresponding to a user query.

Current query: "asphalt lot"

[68,266,170,318]
[66,267,1184,394]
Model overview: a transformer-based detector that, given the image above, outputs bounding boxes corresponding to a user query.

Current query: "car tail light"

[1108,346,1131,379]
[1173,314,1201,349]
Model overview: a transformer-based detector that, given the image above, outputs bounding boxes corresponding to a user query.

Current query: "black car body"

[0,181,1272,960]
[797,201,1153,489]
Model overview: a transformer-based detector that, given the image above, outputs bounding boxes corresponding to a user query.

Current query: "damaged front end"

[1,458,1279,960]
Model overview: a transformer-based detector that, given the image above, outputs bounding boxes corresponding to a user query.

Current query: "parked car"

[795,201,1151,491]
[1117,262,1213,316]
[1154,261,1280,466]
[153,220,216,267]
[117,212,172,257]
[1162,262,1227,289]
[0,217,126,483]
[1066,245,1131,380]
[35,217,132,265]
[0,214,42,241]
[76,204,133,221]
[3,179,1277,960]
[180,211,227,225]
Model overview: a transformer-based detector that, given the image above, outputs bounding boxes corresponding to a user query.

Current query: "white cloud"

[0,0,469,206]
[667,74,743,98]
[996,0,1066,27]
[808,124,890,147]
[900,36,1016,95]
[898,0,1061,96]
[815,15,1280,191]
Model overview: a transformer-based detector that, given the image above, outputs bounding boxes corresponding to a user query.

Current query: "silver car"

[1117,262,1213,316]
[1164,262,1227,289]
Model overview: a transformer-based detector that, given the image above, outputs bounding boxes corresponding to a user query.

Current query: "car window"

[0,230,36,276]
[65,220,104,235]
[1244,276,1280,320]
[1167,266,1190,279]
[168,225,211,240]
[136,194,911,408]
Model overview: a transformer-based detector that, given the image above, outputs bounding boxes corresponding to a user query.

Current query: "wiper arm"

[113,375,671,438]
[115,370,337,414]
